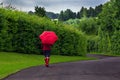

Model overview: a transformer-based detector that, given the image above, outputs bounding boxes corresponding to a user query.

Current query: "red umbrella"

[39,31,58,45]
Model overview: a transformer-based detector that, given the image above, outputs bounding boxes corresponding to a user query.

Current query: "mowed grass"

[0,52,95,79]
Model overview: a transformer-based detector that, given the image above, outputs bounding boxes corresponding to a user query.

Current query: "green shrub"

[87,35,99,53]
[111,31,120,55]
[0,8,87,56]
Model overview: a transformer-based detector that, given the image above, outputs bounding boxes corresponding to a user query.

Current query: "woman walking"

[39,31,58,67]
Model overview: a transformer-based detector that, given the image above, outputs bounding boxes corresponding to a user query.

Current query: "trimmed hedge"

[111,31,120,55]
[0,8,87,56]
[87,35,99,53]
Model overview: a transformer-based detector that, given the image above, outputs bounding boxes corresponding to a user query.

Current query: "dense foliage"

[0,0,119,56]
[78,0,119,55]
[64,17,98,35]
[0,8,87,56]
[58,4,102,21]
[63,0,120,55]
[97,0,120,54]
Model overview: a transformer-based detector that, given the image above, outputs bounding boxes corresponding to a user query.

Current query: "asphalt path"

[2,54,120,80]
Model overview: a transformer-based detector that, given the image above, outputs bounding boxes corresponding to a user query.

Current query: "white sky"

[0,0,110,13]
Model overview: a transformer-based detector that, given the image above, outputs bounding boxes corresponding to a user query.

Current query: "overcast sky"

[0,0,110,13]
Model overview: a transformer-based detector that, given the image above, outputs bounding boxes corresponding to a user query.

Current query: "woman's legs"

[45,57,49,67]
[43,50,50,67]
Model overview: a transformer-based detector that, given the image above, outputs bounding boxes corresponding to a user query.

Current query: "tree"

[64,9,76,20]
[78,18,98,35]
[58,10,64,21]
[98,0,120,54]
[79,7,87,18]
[111,30,120,54]
[34,6,46,17]
[77,7,88,18]
[76,12,80,18]
[95,4,103,16]
[88,7,95,17]
[98,0,119,35]
[58,9,76,21]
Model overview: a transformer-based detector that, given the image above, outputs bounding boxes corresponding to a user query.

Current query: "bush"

[87,35,99,53]
[0,8,87,56]
[78,17,98,35]
[111,31,120,55]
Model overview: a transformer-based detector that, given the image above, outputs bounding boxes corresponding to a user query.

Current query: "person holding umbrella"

[39,31,58,67]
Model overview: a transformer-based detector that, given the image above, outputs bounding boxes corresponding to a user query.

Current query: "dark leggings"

[43,50,51,57]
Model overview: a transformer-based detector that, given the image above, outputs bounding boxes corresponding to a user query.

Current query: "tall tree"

[58,10,64,21]
[98,0,119,35]
[64,9,76,20]
[76,12,80,18]
[77,7,88,19]
[58,9,76,21]
[98,0,120,54]
[95,4,103,16]
[88,7,95,17]
[34,6,46,17]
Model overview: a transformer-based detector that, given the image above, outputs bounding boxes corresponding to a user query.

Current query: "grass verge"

[0,52,95,79]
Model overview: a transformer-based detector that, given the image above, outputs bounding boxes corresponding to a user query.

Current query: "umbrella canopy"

[39,31,58,45]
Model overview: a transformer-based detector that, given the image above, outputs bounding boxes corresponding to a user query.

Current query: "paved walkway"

[2,54,120,80]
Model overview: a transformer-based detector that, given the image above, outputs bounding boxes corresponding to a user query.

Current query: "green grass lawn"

[0,52,95,79]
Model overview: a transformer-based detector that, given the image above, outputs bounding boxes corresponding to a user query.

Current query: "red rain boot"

[44,58,47,67]
[47,57,50,67]
[45,57,49,67]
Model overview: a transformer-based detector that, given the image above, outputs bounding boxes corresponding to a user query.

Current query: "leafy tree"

[64,9,76,20]
[87,7,95,17]
[79,7,87,18]
[98,0,120,54]
[111,30,120,54]
[58,10,64,21]
[95,4,103,16]
[58,9,76,21]
[34,6,46,17]
[78,17,98,35]
[76,11,81,19]
[64,19,80,28]
[98,0,119,35]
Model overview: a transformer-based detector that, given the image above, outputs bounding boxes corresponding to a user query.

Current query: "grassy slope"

[0,52,95,79]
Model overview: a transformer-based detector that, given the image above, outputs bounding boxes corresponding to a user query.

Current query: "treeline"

[58,4,103,21]
[0,8,87,56]
[28,4,102,21]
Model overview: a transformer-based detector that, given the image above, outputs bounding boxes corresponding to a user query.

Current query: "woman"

[42,44,52,67]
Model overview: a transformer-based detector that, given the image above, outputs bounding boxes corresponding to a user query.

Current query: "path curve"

[2,54,120,80]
